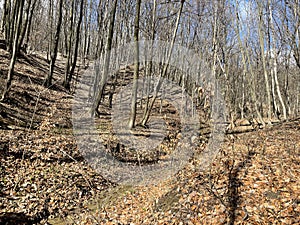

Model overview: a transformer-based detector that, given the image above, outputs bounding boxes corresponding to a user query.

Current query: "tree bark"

[47,0,53,62]
[1,0,7,37]
[25,0,37,46]
[43,0,63,87]
[234,0,265,126]
[257,1,272,123]
[18,0,32,53]
[65,0,85,90]
[4,0,11,46]
[141,0,157,123]
[128,0,142,129]
[63,0,75,88]
[268,0,287,120]
[1,0,24,101]
[7,0,18,53]
[93,0,118,115]
[140,0,185,127]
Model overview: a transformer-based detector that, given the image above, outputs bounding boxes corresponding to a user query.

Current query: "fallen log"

[227,125,254,134]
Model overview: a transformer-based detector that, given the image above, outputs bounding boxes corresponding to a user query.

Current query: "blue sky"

[239,0,250,19]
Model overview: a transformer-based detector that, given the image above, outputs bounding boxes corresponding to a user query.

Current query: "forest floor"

[0,48,299,224]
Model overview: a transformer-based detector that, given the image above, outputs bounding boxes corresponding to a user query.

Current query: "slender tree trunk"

[8,0,18,53]
[270,69,279,116]
[234,0,265,126]
[43,0,63,87]
[284,57,291,116]
[211,0,218,80]
[209,0,219,119]
[82,4,88,66]
[95,0,104,60]
[141,0,157,124]
[63,0,75,88]
[128,0,142,129]
[273,56,287,120]
[64,0,84,90]
[25,0,37,45]
[268,0,287,120]
[47,0,53,62]
[257,1,272,122]
[18,0,32,53]
[4,0,11,48]
[140,0,185,126]
[83,0,92,66]
[290,1,300,70]
[93,0,118,115]
[1,0,24,101]
[1,0,7,36]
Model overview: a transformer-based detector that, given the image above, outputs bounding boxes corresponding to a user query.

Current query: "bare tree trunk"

[82,0,92,66]
[47,0,53,62]
[211,0,218,80]
[234,0,265,126]
[270,69,279,117]
[209,0,219,120]
[268,0,287,120]
[1,0,24,101]
[1,0,7,37]
[128,0,142,129]
[8,0,18,53]
[290,1,300,70]
[141,0,157,122]
[64,0,84,90]
[93,0,118,115]
[94,0,104,60]
[4,0,11,45]
[273,56,287,120]
[18,0,32,53]
[25,0,37,46]
[140,0,185,127]
[63,0,75,88]
[257,1,272,123]
[43,0,63,87]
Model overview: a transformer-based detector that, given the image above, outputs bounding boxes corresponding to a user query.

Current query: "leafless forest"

[0,0,299,224]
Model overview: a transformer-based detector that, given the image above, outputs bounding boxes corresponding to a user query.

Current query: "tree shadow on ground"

[0,212,34,225]
[226,149,256,225]
[18,53,49,74]
[0,210,50,225]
